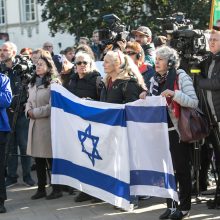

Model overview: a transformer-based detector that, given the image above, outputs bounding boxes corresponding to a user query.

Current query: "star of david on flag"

[78,124,102,166]
[51,84,178,211]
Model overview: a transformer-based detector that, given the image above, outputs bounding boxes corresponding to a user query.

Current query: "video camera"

[157,12,207,59]
[98,14,128,48]
[13,55,35,83]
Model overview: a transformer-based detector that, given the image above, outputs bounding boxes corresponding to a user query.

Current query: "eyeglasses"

[44,45,53,48]
[208,38,220,42]
[76,61,88,65]
[125,51,137,56]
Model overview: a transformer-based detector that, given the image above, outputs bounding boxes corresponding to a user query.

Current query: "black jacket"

[100,78,142,104]
[65,71,101,101]
[198,52,220,121]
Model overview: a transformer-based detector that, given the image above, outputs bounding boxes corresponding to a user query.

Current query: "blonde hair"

[104,50,147,90]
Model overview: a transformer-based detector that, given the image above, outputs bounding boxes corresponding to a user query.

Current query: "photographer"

[197,29,220,206]
[0,72,12,213]
[0,41,34,187]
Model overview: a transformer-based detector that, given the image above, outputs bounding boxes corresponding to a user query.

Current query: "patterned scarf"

[151,72,168,96]
[150,68,180,118]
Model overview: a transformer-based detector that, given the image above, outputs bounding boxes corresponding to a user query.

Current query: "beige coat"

[25,83,52,158]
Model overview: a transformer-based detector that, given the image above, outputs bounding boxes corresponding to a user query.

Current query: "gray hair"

[156,46,180,69]
[3,41,17,55]
[75,51,98,72]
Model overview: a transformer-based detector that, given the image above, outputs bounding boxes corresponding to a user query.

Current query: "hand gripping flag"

[126,98,178,202]
[51,84,131,210]
[51,84,178,211]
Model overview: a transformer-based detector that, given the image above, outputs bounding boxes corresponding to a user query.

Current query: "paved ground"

[1,169,220,220]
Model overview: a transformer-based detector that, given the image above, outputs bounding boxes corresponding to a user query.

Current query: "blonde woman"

[101,50,146,103]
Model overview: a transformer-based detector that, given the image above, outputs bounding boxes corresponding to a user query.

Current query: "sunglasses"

[76,61,88,65]
[125,51,137,56]
[44,45,53,48]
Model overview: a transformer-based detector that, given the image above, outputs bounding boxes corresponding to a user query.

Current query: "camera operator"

[0,72,12,213]
[197,29,220,206]
[0,41,35,187]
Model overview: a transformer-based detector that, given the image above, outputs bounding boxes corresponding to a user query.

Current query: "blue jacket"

[0,73,12,131]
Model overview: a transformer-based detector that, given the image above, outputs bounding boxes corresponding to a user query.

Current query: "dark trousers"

[167,130,192,211]
[199,129,220,189]
[35,157,61,192]
[0,132,7,203]
[7,113,31,180]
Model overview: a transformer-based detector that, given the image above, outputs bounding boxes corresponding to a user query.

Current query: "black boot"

[159,208,173,219]
[31,189,46,200]
[75,192,93,202]
[46,190,63,200]
[46,185,63,200]
[0,202,6,214]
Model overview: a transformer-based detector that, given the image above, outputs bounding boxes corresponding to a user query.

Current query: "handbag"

[178,107,210,142]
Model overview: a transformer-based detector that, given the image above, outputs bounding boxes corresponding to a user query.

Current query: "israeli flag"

[51,84,131,210]
[126,98,179,202]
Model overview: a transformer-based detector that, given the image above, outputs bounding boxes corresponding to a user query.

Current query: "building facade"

[0,0,75,53]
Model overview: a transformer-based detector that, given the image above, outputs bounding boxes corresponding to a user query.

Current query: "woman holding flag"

[140,45,198,219]
[101,49,146,104]
[101,49,147,208]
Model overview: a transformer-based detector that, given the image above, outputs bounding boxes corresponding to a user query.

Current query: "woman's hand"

[161,89,175,98]
[139,91,147,99]
[28,109,35,119]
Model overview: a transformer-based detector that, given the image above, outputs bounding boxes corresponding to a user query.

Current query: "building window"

[0,0,5,25]
[24,0,36,22]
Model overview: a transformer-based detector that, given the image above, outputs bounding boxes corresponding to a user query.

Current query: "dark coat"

[65,71,101,101]
[100,78,142,104]
[198,53,220,121]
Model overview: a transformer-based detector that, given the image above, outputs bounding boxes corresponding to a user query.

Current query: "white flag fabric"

[51,84,131,210]
[126,98,179,202]
[51,84,178,210]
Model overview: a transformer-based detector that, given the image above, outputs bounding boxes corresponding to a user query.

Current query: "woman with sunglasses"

[65,51,102,203]
[65,51,102,101]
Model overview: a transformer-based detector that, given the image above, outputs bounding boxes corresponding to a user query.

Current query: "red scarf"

[166,76,180,118]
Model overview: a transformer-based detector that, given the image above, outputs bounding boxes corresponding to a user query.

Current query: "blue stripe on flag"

[51,91,126,127]
[130,170,176,191]
[125,106,167,123]
[52,158,130,201]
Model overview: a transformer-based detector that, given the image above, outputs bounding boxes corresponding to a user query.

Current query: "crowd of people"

[0,24,219,220]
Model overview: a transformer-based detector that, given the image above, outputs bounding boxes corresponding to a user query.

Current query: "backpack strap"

[95,76,103,97]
